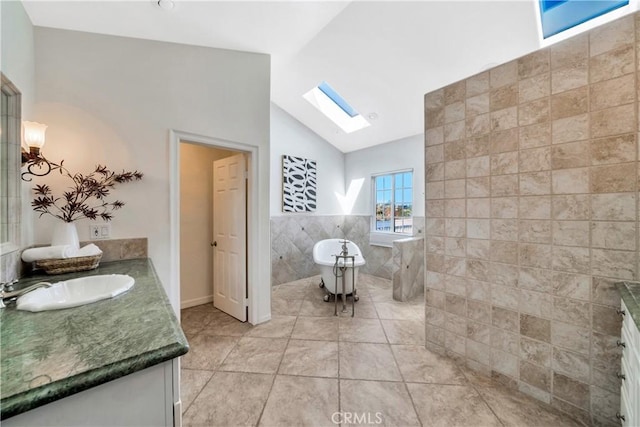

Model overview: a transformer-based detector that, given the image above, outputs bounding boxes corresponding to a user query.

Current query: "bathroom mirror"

[0,73,21,254]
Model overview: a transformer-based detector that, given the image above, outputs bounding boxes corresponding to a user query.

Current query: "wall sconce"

[21,121,66,181]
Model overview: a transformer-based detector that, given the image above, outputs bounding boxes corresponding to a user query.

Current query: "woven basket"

[35,254,102,275]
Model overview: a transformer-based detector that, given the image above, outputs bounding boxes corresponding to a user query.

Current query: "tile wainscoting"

[424,12,640,426]
[0,237,148,283]
[270,215,424,286]
[393,237,425,302]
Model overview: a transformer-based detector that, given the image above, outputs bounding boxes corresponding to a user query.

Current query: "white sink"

[16,274,135,312]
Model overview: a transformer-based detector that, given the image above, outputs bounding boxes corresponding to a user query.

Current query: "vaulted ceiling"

[22,1,542,152]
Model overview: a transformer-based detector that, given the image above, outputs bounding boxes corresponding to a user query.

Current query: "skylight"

[303,81,370,134]
[538,0,630,39]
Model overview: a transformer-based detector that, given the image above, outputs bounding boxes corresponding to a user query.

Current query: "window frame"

[371,169,414,240]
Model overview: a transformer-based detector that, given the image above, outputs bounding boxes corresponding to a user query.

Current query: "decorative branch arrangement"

[21,151,68,182]
[31,165,143,223]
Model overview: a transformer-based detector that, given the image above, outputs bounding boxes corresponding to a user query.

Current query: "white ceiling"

[22,0,542,152]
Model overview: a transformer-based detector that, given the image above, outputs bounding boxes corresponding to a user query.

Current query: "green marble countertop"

[617,281,640,331]
[0,258,189,419]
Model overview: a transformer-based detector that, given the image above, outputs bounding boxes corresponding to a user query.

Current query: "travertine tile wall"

[424,13,639,426]
[271,215,425,285]
[19,237,148,275]
[271,215,344,286]
[393,237,425,301]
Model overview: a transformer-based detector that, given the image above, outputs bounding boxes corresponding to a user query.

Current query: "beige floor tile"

[340,379,421,427]
[183,371,273,427]
[204,311,254,336]
[477,385,584,427]
[407,383,502,427]
[316,294,378,318]
[374,302,425,321]
[245,315,296,338]
[346,299,380,319]
[180,368,214,414]
[272,282,310,300]
[368,287,395,303]
[220,337,288,374]
[391,345,467,385]
[381,319,425,345]
[181,334,239,370]
[180,276,583,427]
[279,339,338,378]
[306,282,329,300]
[299,298,336,317]
[271,297,303,316]
[259,375,338,427]
[291,316,339,341]
[339,342,402,381]
[339,317,388,343]
[359,274,393,290]
[180,305,216,335]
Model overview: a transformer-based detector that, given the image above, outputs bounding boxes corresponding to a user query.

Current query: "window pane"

[401,203,412,218]
[403,189,412,204]
[395,189,403,205]
[375,175,384,190]
[403,172,412,188]
[383,175,391,190]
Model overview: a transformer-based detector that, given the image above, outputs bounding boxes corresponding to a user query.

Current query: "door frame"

[169,129,264,325]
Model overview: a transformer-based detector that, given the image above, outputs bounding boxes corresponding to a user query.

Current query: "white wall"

[180,143,235,308]
[1,0,36,248]
[270,103,345,216]
[1,2,35,120]
[32,28,271,317]
[344,134,425,216]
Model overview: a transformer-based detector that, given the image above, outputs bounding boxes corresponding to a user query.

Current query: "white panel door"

[213,153,247,321]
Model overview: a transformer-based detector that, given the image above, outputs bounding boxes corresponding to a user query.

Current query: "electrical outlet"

[89,223,111,240]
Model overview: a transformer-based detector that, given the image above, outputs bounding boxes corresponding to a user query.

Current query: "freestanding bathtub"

[312,239,366,299]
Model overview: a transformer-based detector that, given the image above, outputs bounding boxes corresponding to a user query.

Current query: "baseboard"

[256,313,271,325]
[173,400,182,427]
[181,295,213,309]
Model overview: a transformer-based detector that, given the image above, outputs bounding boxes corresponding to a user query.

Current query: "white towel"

[76,244,102,257]
[21,245,77,263]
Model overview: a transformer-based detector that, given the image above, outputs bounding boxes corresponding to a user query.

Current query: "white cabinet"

[619,300,640,427]
[3,361,176,427]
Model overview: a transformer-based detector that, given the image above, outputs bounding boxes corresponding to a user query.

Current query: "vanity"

[616,282,640,427]
[0,258,189,426]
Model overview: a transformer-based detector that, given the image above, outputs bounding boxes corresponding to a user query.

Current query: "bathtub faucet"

[340,240,349,257]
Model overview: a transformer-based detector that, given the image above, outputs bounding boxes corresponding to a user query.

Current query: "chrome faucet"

[0,280,52,307]
[340,240,349,257]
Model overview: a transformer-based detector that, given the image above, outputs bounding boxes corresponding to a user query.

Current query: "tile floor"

[180,274,583,427]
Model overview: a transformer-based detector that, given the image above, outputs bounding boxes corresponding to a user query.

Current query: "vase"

[51,222,80,249]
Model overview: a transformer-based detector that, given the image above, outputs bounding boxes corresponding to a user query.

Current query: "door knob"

[211,241,217,247]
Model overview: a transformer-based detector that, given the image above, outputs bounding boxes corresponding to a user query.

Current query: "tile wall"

[16,237,148,276]
[270,215,424,286]
[424,13,640,425]
[393,237,425,301]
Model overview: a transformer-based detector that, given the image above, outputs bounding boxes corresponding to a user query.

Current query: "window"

[373,170,413,234]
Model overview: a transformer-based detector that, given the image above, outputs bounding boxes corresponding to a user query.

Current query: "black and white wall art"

[282,155,317,212]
